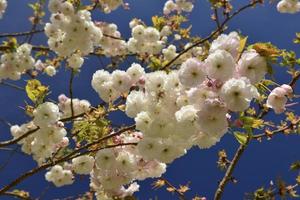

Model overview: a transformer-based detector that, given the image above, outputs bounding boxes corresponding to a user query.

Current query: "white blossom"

[266,84,293,114]
[209,31,240,58]
[33,102,60,127]
[220,77,259,112]
[236,50,267,84]
[125,91,146,118]
[44,65,57,76]
[205,49,235,82]
[0,44,35,81]
[72,155,95,175]
[179,58,206,87]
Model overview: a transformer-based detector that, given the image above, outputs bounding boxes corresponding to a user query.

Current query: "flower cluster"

[10,102,69,164]
[91,132,166,198]
[45,0,103,57]
[0,44,35,81]
[163,0,194,15]
[92,63,145,103]
[277,0,300,13]
[209,31,240,59]
[96,22,127,56]
[266,84,293,114]
[34,60,56,77]
[42,130,166,197]
[92,32,265,165]
[127,25,165,55]
[58,94,91,118]
[72,155,95,175]
[45,165,74,187]
[0,0,7,19]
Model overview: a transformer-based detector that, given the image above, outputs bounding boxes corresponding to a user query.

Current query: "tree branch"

[0,29,44,38]
[161,29,218,70]
[214,140,249,200]
[69,69,75,119]
[214,70,300,199]
[0,125,136,194]
[252,119,300,140]
[161,0,262,70]
[0,127,40,148]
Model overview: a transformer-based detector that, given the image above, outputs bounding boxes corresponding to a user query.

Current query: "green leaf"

[72,115,110,143]
[234,132,248,145]
[238,36,248,58]
[25,79,48,104]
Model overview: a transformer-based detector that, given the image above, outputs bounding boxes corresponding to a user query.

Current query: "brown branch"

[0,29,44,38]
[162,0,262,70]
[59,112,85,122]
[213,8,221,30]
[0,28,123,41]
[69,69,75,119]
[0,127,40,148]
[0,125,136,194]
[0,45,50,53]
[58,124,136,161]
[159,178,187,200]
[214,139,249,200]
[289,72,300,89]
[252,119,300,139]
[0,143,137,195]
[213,27,299,198]
[0,111,93,148]
[103,33,124,41]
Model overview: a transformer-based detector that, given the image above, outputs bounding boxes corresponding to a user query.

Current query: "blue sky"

[0,0,300,199]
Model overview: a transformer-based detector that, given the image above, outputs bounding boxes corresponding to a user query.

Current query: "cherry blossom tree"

[0,0,299,199]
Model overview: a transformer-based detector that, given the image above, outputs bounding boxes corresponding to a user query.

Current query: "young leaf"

[234,132,248,145]
[25,79,48,104]
[251,42,281,58]
[237,36,248,58]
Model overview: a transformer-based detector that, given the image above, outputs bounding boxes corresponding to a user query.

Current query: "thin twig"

[0,81,25,91]
[0,146,19,172]
[162,0,262,70]
[252,119,300,139]
[213,8,221,30]
[69,69,75,119]
[160,178,187,200]
[0,112,91,148]
[289,72,300,88]
[0,29,44,38]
